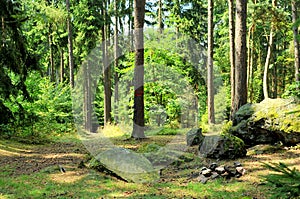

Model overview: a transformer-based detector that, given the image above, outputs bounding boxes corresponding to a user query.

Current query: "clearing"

[0,135,299,199]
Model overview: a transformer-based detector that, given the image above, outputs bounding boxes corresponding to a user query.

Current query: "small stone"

[211,172,220,179]
[200,167,208,171]
[224,166,236,177]
[234,162,242,167]
[236,166,246,175]
[201,168,212,177]
[235,172,242,178]
[215,166,226,174]
[197,174,209,184]
[190,172,199,179]
[209,162,218,171]
[58,165,66,173]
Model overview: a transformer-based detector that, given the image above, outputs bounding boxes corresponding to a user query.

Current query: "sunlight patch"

[49,171,86,183]
[0,149,22,156]
[42,153,84,159]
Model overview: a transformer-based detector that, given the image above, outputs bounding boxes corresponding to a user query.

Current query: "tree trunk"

[292,0,300,83]
[84,61,92,132]
[1,16,5,47]
[114,0,119,124]
[263,28,273,99]
[228,0,235,120]
[232,0,247,117]
[249,26,254,102]
[132,0,146,138]
[129,0,134,49]
[158,0,163,34]
[102,1,112,125]
[60,48,64,83]
[66,0,74,88]
[48,25,55,82]
[263,0,276,99]
[207,0,215,124]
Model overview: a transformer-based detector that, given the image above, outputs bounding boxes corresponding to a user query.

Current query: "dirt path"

[0,141,88,176]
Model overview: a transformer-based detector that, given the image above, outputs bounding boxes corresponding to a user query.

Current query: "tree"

[292,0,299,84]
[158,0,163,33]
[0,0,37,126]
[132,0,146,138]
[102,0,112,125]
[263,0,277,99]
[228,0,235,119]
[207,0,215,124]
[66,0,74,88]
[232,0,247,116]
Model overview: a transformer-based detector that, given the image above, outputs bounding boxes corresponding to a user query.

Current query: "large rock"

[186,128,204,146]
[198,133,247,159]
[95,148,160,183]
[231,98,300,147]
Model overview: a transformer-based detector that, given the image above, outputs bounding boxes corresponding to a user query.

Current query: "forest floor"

[0,134,300,199]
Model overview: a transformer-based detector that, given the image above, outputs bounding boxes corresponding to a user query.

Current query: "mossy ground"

[0,133,299,199]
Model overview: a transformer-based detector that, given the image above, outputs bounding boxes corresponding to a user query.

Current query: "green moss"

[235,98,300,134]
[137,143,163,153]
[221,121,244,150]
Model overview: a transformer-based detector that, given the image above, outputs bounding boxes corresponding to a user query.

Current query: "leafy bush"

[137,143,162,153]
[282,82,300,99]
[157,127,178,135]
[262,162,300,199]
[1,73,74,142]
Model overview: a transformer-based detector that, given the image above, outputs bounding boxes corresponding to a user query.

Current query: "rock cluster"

[196,162,246,184]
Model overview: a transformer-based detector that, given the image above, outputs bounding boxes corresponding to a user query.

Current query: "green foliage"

[1,73,74,142]
[262,162,300,199]
[156,128,178,135]
[282,82,300,99]
[214,85,231,123]
[221,120,233,134]
[114,37,205,128]
[199,109,209,133]
[137,143,163,153]
[0,0,38,127]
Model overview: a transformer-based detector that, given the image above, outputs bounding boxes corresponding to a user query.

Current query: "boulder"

[95,148,160,183]
[186,128,204,146]
[198,133,247,159]
[231,98,300,147]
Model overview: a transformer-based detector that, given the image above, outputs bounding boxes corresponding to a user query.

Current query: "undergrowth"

[262,162,300,199]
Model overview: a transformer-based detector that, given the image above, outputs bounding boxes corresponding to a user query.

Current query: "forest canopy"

[0,0,299,141]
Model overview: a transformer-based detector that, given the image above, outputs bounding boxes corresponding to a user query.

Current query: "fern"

[262,162,300,199]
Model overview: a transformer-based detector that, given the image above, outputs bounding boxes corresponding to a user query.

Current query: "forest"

[0,0,300,198]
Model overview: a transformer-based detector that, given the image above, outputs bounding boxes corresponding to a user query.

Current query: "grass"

[0,169,267,199]
[0,131,299,198]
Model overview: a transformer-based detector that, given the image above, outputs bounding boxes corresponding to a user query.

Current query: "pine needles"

[262,162,300,199]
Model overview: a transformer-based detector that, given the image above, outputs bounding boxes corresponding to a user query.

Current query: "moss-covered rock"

[93,148,160,183]
[186,128,204,146]
[138,143,194,167]
[198,133,247,160]
[231,98,300,147]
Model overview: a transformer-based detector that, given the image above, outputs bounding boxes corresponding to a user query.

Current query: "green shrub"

[157,127,178,135]
[262,162,300,199]
[137,143,162,153]
[282,82,300,99]
[1,73,74,142]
